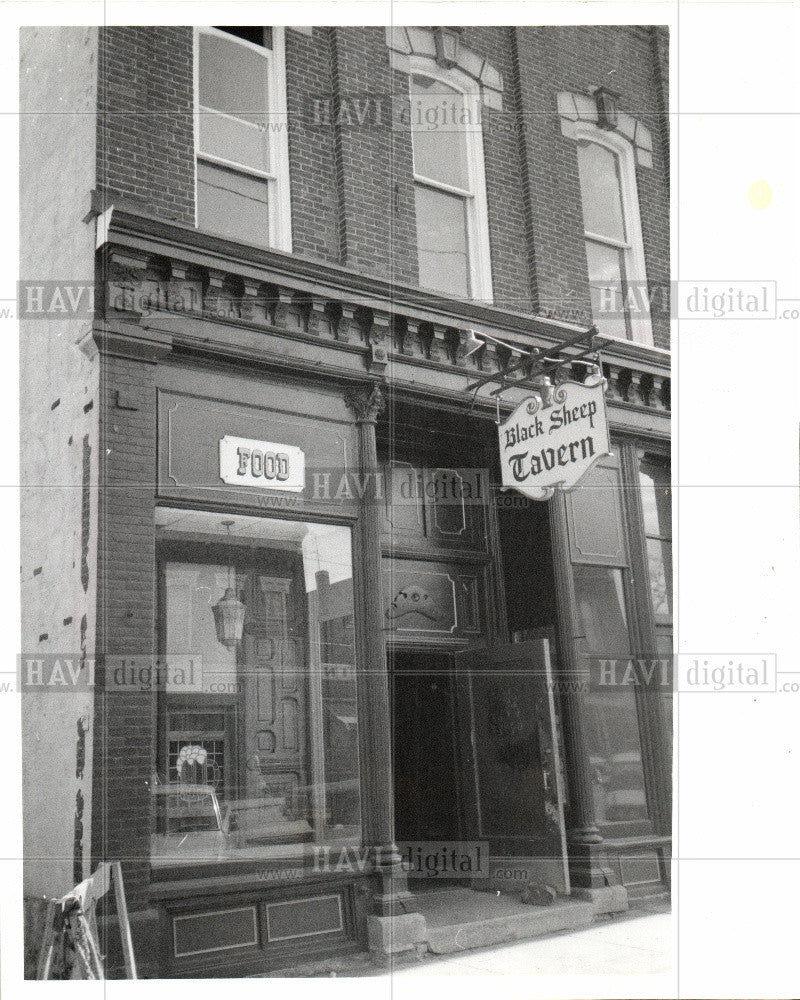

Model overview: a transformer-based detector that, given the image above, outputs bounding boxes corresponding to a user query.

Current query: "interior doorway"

[390,649,462,844]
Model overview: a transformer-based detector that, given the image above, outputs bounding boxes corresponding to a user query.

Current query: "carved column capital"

[344,384,386,424]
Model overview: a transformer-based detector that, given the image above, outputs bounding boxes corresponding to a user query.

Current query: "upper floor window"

[409,69,492,302]
[575,124,651,344]
[195,26,291,251]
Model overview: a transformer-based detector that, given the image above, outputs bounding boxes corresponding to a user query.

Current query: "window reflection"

[153,508,360,867]
[574,565,630,657]
[639,452,673,627]
[574,564,649,827]
[576,140,627,241]
[646,537,672,618]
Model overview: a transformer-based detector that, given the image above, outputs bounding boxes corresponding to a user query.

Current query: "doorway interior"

[390,649,463,845]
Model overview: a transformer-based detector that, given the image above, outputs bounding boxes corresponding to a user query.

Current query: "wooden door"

[454,639,570,893]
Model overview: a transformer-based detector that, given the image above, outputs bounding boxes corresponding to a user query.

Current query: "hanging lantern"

[212,586,246,648]
[212,521,246,648]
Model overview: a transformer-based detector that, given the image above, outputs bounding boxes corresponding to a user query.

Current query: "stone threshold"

[256,885,635,974]
[418,888,602,955]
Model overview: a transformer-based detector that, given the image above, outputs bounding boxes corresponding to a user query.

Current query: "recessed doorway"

[390,649,462,844]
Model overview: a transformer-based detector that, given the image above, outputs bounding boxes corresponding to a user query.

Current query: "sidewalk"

[381,899,671,977]
[265,898,671,979]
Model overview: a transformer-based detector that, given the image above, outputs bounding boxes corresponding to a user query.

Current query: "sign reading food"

[219,435,305,491]
[498,378,610,500]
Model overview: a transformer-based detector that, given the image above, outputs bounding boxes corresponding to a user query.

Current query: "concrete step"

[417,889,596,955]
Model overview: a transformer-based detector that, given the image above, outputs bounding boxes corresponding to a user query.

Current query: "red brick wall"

[284,28,341,262]
[97,26,195,224]
[513,26,670,347]
[91,350,158,909]
[94,25,669,346]
[328,28,418,284]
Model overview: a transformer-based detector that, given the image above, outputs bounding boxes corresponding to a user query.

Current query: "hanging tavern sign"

[498,377,610,501]
[219,435,306,491]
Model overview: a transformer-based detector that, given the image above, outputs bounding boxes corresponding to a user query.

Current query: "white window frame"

[409,58,493,303]
[575,121,652,346]
[193,26,292,253]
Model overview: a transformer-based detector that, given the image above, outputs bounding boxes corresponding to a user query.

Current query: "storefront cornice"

[97,205,671,375]
[94,205,670,421]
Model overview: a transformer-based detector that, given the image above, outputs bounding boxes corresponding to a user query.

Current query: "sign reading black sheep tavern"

[498,377,610,500]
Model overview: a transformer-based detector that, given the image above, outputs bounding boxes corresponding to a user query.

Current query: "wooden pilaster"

[345,384,416,917]
[548,492,608,889]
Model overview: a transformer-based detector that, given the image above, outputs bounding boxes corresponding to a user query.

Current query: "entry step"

[416,888,596,955]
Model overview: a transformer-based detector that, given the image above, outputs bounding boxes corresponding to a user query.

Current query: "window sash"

[198,149,276,182]
[574,125,652,345]
[197,28,273,175]
[584,230,631,251]
[576,139,627,243]
[194,26,291,252]
[585,237,632,340]
[414,182,472,298]
[413,173,473,200]
[198,28,272,126]
[409,73,472,192]
[196,161,271,247]
[407,62,492,302]
[197,106,274,179]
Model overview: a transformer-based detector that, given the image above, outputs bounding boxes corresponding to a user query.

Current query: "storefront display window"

[639,449,673,746]
[639,451,673,627]
[567,454,652,832]
[574,564,649,829]
[152,508,360,868]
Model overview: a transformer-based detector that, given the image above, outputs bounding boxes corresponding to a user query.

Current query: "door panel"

[566,453,628,566]
[455,639,569,893]
[382,558,487,641]
[380,461,488,552]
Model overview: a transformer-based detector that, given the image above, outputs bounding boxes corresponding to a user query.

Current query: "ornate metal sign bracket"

[469,326,614,501]
[465,325,610,421]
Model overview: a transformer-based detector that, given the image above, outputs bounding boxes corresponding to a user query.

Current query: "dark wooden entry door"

[391,650,462,842]
[454,639,569,892]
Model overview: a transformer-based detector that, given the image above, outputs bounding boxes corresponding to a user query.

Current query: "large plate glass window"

[638,448,673,736]
[195,27,291,250]
[152,508,359,869]
[575,125,652,344]
[565,453,652,835]
[409,68,492,301]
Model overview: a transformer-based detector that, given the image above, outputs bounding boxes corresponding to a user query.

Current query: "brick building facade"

[21,25,671,977]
